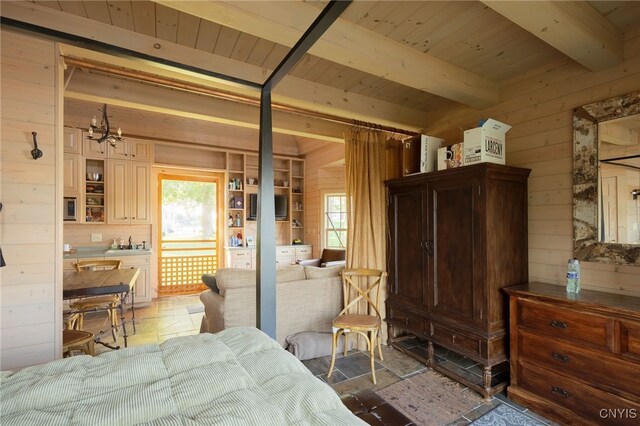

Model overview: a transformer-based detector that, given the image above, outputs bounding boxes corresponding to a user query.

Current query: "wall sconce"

[86,104,124,147]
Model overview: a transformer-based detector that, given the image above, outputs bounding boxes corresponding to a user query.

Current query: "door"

[158,173,224,296]
[430,177,482,325]
[107,159,129,224]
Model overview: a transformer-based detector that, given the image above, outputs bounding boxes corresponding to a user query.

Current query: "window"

[324,193,347,249]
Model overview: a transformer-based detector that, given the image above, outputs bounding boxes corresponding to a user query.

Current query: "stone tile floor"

[80,295,553,425]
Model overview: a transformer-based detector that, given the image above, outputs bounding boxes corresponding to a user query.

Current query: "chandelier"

[86,104,124,147]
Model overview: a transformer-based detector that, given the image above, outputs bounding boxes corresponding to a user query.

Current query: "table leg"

[131,288,137,334]
[120,291,128,348]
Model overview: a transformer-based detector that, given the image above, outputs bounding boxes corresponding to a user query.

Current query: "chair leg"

[377,328,384,361]
[77,313,85,331]
[109,302,119,342]
[370,330,377,385]
[343,332,349,356]
[327,328,340,379]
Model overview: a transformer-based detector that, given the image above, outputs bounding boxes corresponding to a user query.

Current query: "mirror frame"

[573,90,640,266]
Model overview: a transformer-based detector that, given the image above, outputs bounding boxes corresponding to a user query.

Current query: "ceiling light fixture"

[86,104,124,147]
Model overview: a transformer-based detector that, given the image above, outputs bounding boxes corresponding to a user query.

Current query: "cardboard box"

[463,119,510,165]
[402,134,443,175]
[437,142,464,171]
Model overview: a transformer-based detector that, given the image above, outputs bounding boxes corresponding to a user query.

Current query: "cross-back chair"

[327,268,387,384]
[71,259,123,341]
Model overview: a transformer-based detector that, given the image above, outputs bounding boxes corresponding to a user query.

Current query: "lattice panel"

[159,255,217,295]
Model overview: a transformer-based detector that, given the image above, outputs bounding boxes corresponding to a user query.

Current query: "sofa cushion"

[277,265,306,282]
[304,265,344,279]
[201,274,219,293]
[216,268,256,296]
[215,266,306,296]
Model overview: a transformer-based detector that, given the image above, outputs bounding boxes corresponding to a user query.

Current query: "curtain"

[344,128,401,345]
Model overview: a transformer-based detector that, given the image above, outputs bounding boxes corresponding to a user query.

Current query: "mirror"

[573,90,640,265]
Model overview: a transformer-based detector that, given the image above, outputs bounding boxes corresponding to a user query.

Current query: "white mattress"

[1,327,365,425]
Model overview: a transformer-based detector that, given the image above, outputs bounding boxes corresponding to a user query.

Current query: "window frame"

[322,192,347,249]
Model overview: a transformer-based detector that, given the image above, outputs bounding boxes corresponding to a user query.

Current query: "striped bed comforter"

[1,327,365,425]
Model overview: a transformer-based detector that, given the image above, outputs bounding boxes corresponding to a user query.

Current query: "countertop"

[63,246,152,259]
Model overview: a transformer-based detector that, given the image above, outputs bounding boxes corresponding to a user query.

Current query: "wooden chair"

[62,329,95,357]
[71,260,123,341]
[327,268,387,384]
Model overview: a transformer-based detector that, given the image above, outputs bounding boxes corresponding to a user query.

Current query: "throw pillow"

[285,331,347,361]
[201,274,219,293]
[304,265,344,279]
[276,264,306,282]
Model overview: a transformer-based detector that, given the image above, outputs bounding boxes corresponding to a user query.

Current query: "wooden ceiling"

[5,1,640,152]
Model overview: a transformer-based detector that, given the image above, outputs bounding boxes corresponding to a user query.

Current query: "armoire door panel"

[432,183,477,322]
[388,186,429,308]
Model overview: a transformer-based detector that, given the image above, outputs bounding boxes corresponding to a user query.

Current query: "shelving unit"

[225,153,305,250]
[84,158,105,223]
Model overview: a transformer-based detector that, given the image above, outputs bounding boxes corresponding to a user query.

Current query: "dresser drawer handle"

[552,352,569,363]
[550,319,568,329]
[451,334,456,343]
[551,386,569,398]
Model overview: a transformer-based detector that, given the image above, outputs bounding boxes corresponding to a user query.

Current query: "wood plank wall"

[0,31,59,369]
[303,144,345,257]
[425,30,640,296]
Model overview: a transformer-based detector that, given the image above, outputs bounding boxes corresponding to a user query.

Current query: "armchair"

[297,248,345,267]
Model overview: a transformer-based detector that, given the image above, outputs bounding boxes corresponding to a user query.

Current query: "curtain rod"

[62,56,420,138]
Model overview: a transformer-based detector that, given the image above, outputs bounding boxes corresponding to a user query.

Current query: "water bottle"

[566,258,581,293]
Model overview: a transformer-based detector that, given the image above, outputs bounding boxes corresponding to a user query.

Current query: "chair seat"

[333,314,380,329]
[71,294,120,309]
[63,330,94,346]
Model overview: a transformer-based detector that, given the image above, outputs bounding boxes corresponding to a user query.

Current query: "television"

[248,193,288,221]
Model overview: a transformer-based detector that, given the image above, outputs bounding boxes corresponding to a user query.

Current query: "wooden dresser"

[385,163,530,398]
[505,283,640,425]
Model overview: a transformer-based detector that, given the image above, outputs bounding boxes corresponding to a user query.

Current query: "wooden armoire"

[385,163,530,398]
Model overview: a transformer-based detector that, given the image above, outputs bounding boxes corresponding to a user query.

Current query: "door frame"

[152,166,225,298]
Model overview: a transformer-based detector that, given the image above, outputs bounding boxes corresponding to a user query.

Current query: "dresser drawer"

[518,298,609,350]
[228,250,251,259]
[519,330,640,400]
[621,320,640,361]
[430,322,482,358]
[388,306,425,334]
[517,361,640,425]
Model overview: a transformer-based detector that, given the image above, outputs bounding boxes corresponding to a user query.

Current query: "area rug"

[471,403,546,425]
[377,370,483,425]
[186,304,204,314]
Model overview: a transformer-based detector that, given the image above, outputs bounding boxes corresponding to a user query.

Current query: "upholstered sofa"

[199,264,344,346]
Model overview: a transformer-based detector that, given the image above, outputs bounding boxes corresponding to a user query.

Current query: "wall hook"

[31,131,43,160]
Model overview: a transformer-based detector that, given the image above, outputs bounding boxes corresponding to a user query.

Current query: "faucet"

[128,236,133,249]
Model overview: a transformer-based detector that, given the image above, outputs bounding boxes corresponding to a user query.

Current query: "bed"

[0,327,365,425]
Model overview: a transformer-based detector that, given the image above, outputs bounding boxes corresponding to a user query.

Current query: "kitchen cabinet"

[107,159,151,224]
[107,138,151,161]
[63,127,82,154]
[385,163,530,398]
[63,153,81,197]
[82,132,107,158]
[106,255,151,304]
[505,283,640,425]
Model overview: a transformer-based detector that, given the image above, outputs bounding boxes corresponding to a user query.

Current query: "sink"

[105,249,148,254]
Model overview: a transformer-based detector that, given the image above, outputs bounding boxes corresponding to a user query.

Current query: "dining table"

[63,267,140,349]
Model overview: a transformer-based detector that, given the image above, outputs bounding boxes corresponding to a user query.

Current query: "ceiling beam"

[0,1,426,131]
[153,0,499,108]
[482,1,623,72]
[65,72,347,143]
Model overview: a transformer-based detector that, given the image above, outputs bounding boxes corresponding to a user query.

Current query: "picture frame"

[246,236,255,246]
